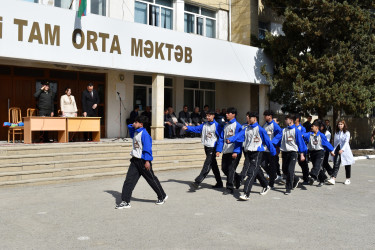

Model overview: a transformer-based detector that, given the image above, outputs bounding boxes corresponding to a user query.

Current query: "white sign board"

[0,0,272,84]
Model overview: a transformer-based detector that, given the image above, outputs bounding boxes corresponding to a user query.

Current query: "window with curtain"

[184,4,217,38]
[135,0,173,30]
[184,80,215,110]
[91,0,106,16]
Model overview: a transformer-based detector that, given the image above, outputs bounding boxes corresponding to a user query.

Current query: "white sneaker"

[344,179,351,185]
[115,201,131,209]
[260,186,271,195]
[156,195,168,205]
[326,178,335,185]
[239,193,250,201]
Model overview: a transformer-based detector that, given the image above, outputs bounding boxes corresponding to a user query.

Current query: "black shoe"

[222,189,233,195]
[284,189,291,195]
[293,178,301,189]
[301,181,309,185]
[212,183,223,189]
[317,182,324,187]
[308,177,315,185]
[190,182,199,189]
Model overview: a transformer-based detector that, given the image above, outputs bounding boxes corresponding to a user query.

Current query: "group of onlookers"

[163,105,227,139]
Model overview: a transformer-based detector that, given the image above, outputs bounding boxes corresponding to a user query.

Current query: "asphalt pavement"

[0,159,374,249]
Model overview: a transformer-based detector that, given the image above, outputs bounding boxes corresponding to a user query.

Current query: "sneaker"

[308,177,315,186]
[275,175,283,182]
[212,182,223,189]
[156,195,168,205]
[317,182,324,187]
[239,193,250,201]
[293,178,301,189]
[190,182,199,189]
[302,181,309,185]
[223,189,234,195]
[344,179,351,185]
[260,186,271,195]
[326,178,335,185]
[284,189,291,195]
[115,201,131,209]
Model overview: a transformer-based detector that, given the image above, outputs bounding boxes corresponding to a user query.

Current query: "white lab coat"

[330,131,355,166]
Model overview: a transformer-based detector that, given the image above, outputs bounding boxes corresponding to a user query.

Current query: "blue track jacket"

[128,124,153,161]
[227,122,277,156]
[272,124,307,154]
[216,118,242,154]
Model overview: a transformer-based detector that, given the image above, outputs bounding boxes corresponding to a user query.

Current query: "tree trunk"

[332,108,341,135]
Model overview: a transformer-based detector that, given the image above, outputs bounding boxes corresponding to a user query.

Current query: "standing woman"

[327,120,355,185]
[60,87,78,117]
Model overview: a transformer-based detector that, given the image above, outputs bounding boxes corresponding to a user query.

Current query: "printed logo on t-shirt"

[134,141,140,149]
[207,132,212,138]
[287,136,294,142]
[227,129,234,136]
[254,136,260,143]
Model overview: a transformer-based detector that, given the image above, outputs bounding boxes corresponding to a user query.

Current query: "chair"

[27,108,38,117]
[8,107,24,143]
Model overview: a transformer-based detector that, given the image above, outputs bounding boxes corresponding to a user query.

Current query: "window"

[54,0,72,9]
[22,0,38,3]
[91,0,106,16]
[184,4,216,38]
[184,80,215,111]
[135,0,173,30]
[133,75,173,111]
[259,22,270,40]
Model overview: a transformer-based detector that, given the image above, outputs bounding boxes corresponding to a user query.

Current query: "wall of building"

[106,70,134,138]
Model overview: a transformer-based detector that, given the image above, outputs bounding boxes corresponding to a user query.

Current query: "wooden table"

[23,117,67,144]
[66,117,101,142]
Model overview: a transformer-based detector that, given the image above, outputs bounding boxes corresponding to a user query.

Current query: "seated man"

[166,107,184,138]
[179,105,192,138]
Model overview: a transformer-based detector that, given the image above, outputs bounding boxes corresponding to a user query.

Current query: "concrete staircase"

[0,139,211,187]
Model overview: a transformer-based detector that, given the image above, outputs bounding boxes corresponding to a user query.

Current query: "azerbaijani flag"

[77,0,87,18]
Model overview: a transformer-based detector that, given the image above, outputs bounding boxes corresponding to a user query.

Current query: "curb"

[353,155,375,161]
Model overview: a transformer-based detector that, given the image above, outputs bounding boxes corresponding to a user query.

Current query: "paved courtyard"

[0,159,374,249]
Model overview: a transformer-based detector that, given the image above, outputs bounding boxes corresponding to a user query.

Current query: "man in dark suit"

[82,83,100,117]
[34,81,55,142]
[82,83,100,140]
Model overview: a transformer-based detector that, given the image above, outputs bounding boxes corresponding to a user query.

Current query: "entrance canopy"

[0,1,272,84]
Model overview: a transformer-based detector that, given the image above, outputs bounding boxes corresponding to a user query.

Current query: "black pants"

[309,150,325,180]
[323,150,333,176]
[262,152,278,187]
[38,112,51,142]
[298,153,309,182]
[243,151,268,196]
[221,152,241,190]
[332,146,351,178]
[282,151,299,190]
[121,157,166,203]
[195,147,222,185]
[275,153,281,176]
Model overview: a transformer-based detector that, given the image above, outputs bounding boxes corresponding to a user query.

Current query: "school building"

[0,0,284,141]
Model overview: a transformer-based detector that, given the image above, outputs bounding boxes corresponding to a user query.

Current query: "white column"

[258,84,270,125]
[151,74,164,140]
[175,0,185,32]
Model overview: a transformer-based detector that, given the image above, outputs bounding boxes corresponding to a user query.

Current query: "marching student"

[327,120,355,185]
[318,123,333,184]
[295,114,310,184]
[303,120,335,186]
[262,110,282,189]
[182,111,223,189]
[216,107,242,195]
[272,114,307,195]
[227,112,276,200]
[116,116,168,209]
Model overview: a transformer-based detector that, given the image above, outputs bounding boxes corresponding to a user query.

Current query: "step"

[0,164,204,187]
[0,150,131,165]
[0,143,132,156]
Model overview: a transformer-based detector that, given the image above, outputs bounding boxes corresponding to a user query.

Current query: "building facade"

[0,0,273,140]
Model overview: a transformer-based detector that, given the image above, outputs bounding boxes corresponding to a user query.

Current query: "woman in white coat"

[60,87,78,117]
[327,120,354,185]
